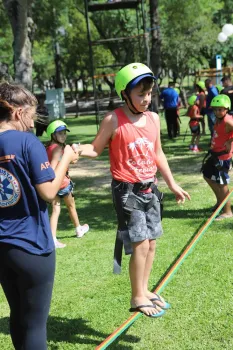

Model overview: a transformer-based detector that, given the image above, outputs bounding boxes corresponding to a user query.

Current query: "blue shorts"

[203,158,231,185]
[57,181,74,198]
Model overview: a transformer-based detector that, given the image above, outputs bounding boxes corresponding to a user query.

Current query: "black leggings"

[0,244,55,350]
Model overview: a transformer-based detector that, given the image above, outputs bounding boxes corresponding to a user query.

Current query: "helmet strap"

[125,91,142,115]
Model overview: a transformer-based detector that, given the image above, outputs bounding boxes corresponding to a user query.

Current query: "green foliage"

[0,2,13,76]
[159,0,223,82]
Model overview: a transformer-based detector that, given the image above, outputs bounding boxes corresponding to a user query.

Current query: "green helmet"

[115,63,156,100]
[188,95,197,106]
[46,120,70,138]
[196,81,205,90]
[210,94,231,109]
[174,87,180,95]
[216,84,223,93]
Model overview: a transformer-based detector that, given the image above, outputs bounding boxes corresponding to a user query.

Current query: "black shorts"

[190,125,200,135]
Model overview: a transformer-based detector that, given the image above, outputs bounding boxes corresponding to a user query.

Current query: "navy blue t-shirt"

[0,130,55,254]
[160,88,179,109]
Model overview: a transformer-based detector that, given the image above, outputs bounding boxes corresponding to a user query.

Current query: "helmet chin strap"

[125,91,142,115]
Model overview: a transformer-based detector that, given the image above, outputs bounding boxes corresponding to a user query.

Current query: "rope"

[95,188,233,349]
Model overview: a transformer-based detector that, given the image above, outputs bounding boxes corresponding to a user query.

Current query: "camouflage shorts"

[111,180,163,254]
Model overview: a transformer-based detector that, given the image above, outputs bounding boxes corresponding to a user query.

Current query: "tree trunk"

[149,0,161,77]
[3,0,34,90]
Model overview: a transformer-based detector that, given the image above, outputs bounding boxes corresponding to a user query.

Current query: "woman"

[0,82,78,349]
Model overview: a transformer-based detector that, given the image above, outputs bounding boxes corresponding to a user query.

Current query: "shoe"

[192,145,199,152]
[150,293,171,310]
[76,224,89,238]
[54,240,66,249]
[215,214,233,221]
[129,304,165,318]
[189,144,194,150]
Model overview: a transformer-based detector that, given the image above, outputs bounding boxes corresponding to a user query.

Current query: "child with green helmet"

[185,95,203,151]
[46,120,89,248]
[202,94,233,220]
[75,63,190,317]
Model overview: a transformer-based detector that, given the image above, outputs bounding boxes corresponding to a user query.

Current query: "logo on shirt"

[0,167,21,207]
[127,137,156,175]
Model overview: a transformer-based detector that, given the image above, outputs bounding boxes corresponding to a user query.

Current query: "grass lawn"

[1,112,233,350]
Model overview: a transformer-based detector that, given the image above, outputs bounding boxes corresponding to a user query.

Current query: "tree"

[149,0,161,77]
[160,0,223,88]
[3,0,35,90]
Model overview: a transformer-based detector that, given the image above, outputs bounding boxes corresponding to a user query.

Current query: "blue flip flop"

[129,304,165,318]
[150,293,171,310]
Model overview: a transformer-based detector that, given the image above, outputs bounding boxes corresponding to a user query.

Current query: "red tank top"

[46,144,70,189]
[109,108,157,183]
[188,105,199,127]
[211,114,233,160]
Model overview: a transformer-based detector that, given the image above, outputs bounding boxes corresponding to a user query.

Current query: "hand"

[224,140,232,153]
[170,184,191,204]
[72,143,82,155]
[63,145,79,163]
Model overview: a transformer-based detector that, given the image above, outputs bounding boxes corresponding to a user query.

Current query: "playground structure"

[84,0,149,128]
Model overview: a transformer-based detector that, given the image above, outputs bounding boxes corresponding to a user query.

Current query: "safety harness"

[201,149,229,184]
[113,180,163,274]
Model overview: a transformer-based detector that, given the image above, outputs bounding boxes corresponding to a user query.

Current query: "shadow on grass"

[0,316,140,348]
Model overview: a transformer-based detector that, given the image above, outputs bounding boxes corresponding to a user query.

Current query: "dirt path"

[69,158,111,188]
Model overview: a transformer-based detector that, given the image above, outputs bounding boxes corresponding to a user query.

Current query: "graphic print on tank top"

[127,137,156,176]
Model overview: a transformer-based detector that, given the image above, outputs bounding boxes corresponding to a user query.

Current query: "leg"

[63,193,79,227]
[50,196,66,248]
[0,246,55,350]
[50,196,61,240]
[171,110,178,137]
[129,240,161,316]
[11,248,55,350]
[0,245,24,349]
[216,184,232,217]
[204,176,221,205]
[165,110,172,138]
[63,193,89,237]
[204,177,232,216]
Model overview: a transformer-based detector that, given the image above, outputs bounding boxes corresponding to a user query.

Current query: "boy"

[76,63,190,317]
[202,94,233,220]
[186,95,203,152]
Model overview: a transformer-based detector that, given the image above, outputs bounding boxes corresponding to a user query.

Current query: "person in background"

[46,120,89,248]
[205,79,218,138]
[160,82,179,139]
[202,95,233,220]
[185,95,203,152]
[220,76,233,115]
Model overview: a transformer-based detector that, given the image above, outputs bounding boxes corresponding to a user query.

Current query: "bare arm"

[76,113,115,158]
[224,118,233,151]
[35,145,78,202]
[152,113,190,203]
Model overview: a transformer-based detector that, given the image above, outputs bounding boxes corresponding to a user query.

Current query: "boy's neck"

[122,104,144,119]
